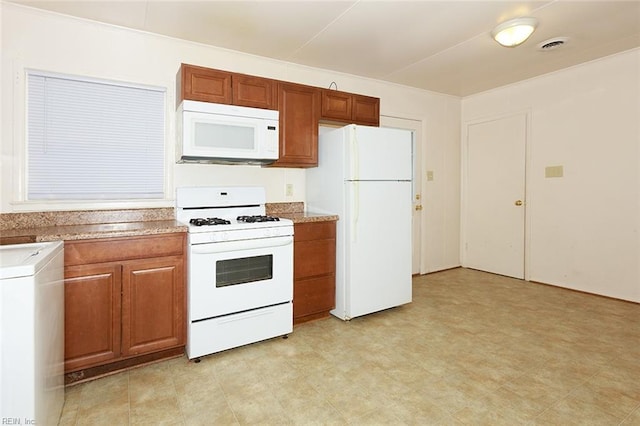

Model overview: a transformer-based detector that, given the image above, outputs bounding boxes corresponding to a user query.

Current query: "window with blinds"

[27,71,165,200]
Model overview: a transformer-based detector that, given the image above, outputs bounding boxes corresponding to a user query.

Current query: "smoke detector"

[537,37,569,51]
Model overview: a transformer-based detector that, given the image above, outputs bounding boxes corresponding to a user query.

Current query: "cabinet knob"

[515,200,523,206]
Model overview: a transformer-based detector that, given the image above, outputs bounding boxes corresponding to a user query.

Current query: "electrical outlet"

[285,184,294,197]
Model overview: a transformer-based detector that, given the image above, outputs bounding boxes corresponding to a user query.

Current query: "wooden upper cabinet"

[273,82,321,168]
[179,64,232,105]
[352,94,380,126]
[177,63,381,167]
[233,74,278,110]
[178,63,277,109]
[321,89,380,126]
[321,90,352,122]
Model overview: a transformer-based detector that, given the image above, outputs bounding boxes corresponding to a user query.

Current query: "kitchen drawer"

[294,221,336,242]
[293,275,335,319]
[294,238,336,280]
[188,302,292,359]
[65,233,185,266]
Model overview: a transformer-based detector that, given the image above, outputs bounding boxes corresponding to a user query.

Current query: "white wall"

[462,49,640,302]
[1,3,461,273]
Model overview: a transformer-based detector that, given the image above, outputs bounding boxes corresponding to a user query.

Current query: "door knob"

[515,200,523,206]
[415,205,423,211]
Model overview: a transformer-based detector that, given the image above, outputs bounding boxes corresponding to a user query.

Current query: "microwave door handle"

[191,236,293,254]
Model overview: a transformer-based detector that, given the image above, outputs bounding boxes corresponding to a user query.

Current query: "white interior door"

[463,113,527,279]
[380,116,422,275]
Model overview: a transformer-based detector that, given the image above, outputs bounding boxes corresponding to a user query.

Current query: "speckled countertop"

[266,202,338,223]
[0,209,186,244]
[0,204,336,245]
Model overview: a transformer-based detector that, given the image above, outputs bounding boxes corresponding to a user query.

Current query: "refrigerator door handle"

[351,181,359,243]
[351,125,360,180]
[350,126,360,243]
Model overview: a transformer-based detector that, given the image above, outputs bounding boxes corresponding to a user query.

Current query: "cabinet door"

[121,256,185,356]
[273,82,321,167]
[321,90,380,126]
[64,263,121,372]
[352,94,380,126]
[321,89,352,122]
[180,64,232,104]
[233,74,277,110]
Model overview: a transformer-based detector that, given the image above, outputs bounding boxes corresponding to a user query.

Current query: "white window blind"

[27,72,165,200]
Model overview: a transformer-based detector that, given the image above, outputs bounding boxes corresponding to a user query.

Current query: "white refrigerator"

[307,124,413,320]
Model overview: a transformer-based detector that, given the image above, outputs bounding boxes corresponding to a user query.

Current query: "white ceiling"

[11,0,640,97]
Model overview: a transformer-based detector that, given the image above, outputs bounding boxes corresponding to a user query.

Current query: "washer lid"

[0,241,63,279]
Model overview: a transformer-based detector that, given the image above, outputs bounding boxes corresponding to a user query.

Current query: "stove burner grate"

[190,217,231,226]
[237,215,280,223]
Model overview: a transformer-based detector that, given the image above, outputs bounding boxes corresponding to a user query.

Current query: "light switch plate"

[426,171,434,181]
[545,165,564,178]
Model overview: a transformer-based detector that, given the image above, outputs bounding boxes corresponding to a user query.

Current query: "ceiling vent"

[537,37,569,51]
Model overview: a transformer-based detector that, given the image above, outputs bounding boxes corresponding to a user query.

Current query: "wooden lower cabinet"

[63,233,186,381]
[121,257,185,356]
[293,221,336,324]
[64,263,121,372]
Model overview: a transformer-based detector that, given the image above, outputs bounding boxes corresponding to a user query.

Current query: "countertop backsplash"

[267,202,338,223]
[0,208,175,230]
[0,208,183,244]
[265,202,304,215]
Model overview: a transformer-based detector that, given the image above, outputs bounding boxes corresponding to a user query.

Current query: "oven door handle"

[191,235,293,254]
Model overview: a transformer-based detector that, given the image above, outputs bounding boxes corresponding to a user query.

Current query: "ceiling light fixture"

[491,17,538,47]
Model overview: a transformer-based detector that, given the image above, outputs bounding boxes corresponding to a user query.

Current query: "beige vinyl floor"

[58,268,640,425]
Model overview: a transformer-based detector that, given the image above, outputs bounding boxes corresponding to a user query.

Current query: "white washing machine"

[0,241,65,425]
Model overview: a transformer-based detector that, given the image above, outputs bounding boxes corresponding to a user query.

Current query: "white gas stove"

[176,186,294,359]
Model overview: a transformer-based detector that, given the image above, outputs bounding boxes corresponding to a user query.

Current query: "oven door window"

[216,255,273,287]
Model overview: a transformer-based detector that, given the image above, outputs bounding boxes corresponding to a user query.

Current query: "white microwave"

[177,100,279,165]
